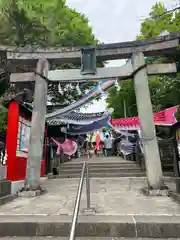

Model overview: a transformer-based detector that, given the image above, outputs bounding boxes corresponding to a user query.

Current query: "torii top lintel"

[0,31,180,68]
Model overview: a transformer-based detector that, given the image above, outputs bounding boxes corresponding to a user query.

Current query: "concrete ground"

[1,238,180,240]
[1,157,180,238]
[0,176,179,216]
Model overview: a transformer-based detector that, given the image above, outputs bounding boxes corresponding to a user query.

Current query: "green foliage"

[0,77,9,98]
[138,3,175,39]
[108,2,180,118]
[0,83,16,132]
[0,0,99,130]
[0,105,8,132]
[0,0,98,102]
[108,81,137,118]
[0,74,10,132]
[0,0,97,47]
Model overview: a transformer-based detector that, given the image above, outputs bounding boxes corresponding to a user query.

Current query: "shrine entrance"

[2,32,180,190]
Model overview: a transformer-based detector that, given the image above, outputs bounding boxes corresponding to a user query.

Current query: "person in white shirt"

[104,135,112,157]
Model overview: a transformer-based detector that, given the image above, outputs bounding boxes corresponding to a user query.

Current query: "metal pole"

[124,100,127,118]
[86,164,90,209]
[123,100,127,161]
[69,162,86,240]
[50,143,53,174]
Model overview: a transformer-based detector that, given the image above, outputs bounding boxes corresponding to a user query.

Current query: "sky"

[66,0,175,113]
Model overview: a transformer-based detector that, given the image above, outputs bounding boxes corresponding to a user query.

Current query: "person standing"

[104,135,112,157]
[94,131,101,156]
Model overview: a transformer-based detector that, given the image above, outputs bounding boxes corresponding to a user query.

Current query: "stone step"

[58,167,142,173]
[1,238,179,240]
[62,162,138,167]
[49,172,173,179]
[50,171,145,178]
[163,172,174,177]
[0,238,126,240]
[59,164,140,170]
[0,215,180,238]
[0,195,16,206]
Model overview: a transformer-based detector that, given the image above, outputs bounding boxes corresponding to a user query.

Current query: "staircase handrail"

[69,161,86,240]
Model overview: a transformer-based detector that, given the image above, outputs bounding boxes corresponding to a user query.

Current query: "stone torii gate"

[1,32,180,191]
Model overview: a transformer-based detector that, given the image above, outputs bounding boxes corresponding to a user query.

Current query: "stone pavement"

[1,238,180,240]
[0,177,179,216]
[0,175,180,237]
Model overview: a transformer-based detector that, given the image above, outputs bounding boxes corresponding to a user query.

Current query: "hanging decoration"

[51,138,77,156]
[58,83,64,95]
[66,83,70,90]
[46,77,122,119]
[61,115,111,135]
[115,79,121,91]
[47,56,162,119]
[67,83,74,90]
[76,83,82,95]
[98,81,108,99]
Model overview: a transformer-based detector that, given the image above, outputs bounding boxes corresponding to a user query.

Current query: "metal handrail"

[86,164,90,209]
[69,161,86,240]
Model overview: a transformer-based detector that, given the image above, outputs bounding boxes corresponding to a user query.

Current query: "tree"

[0,0,98,104]
[108,81,137,118]
[108,2,180,118]
[138,2,180,112]
[0,0,99,130]
[0,104,8,132]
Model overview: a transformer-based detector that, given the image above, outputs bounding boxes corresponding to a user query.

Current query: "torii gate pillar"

[132,52,163,189]
[25,58,49,190]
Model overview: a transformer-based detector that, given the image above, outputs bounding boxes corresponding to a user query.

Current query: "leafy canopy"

[0,0,99,131]
[107,2,180,118]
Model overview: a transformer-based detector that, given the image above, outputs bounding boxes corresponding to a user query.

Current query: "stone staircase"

[55,160,145,178]
[0,238,170,240]
[0,215,180,238]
